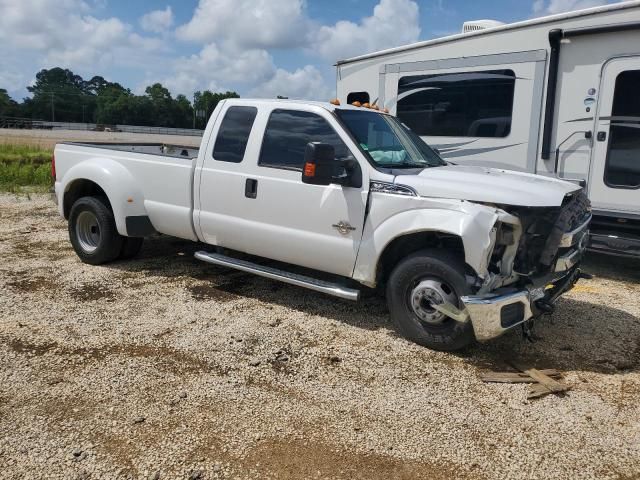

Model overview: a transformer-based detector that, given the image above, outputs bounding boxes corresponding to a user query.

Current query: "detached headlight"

[370,181,417,197]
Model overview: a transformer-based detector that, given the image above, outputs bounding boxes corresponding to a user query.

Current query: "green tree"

[25,67,91,122]
[5,66,241,128]
[193,90,239,128]
[0,89,21,117]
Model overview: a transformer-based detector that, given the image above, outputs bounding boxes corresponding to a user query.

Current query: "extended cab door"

[588,57,640,215]
[196,103,369,278]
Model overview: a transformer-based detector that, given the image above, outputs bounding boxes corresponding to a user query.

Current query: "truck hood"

[396,165,580,207]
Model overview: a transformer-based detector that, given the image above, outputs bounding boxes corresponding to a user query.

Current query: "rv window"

[347,92,370,105]
[604,70,640,189]
[212,106,258,163]
[258,109,353,171]
[396,69,516,138]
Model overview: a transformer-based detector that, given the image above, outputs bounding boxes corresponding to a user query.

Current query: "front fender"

[59,157,148,236]
[353,196,500,286]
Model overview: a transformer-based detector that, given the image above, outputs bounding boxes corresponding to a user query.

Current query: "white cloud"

[0,0,163,69]
[314,0,421,62]
[164,42,333,102]
[163,43,276,95]
[532,0,609,15]
[249,65,334,100]
[140,6,174,33]
[176,0,310,49]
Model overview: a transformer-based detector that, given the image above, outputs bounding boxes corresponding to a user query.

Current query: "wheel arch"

[376,231,467,287]
[60,158,148,236]
[353,207,498,287]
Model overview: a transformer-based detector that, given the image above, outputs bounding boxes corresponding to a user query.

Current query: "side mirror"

[302,142,334,186]
[301,142,361,187]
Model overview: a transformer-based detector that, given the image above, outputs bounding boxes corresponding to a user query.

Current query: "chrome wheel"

[409,278,458,325]
[76,210,101,253]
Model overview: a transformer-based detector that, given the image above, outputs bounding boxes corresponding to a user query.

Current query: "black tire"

[386,249,474,351]
[68,196,123,265]
[119,237,144,260]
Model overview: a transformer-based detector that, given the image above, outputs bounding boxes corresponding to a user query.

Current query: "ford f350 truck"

[53,99,591,351]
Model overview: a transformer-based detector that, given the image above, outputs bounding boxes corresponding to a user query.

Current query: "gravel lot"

[1,193,639,480]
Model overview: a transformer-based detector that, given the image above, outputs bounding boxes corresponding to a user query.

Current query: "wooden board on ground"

[481,363,571,400]
[480,369,561,383]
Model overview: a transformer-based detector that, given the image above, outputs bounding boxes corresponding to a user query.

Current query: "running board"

[194,251,360,301]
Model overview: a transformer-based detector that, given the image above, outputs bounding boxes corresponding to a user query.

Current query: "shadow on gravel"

[463,297,640,375]
[107,235,640,374]
[582,251,640,282]
[106,235,390,332]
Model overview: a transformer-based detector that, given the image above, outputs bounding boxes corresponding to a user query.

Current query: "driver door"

[198,105,369,278]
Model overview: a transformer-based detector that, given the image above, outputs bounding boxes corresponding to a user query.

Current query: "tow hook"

[522,319,535,343]
[535,299,555,315]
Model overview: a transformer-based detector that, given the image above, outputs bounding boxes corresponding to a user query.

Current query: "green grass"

[0,144,53,192]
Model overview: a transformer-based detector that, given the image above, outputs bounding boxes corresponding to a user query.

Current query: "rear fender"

[59,157,148,236]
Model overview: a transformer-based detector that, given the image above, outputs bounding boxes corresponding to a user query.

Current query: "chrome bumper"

[555,214,591,272]
[462,267,582,342]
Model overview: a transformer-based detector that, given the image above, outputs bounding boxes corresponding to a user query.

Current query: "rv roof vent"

[461,19,504,34]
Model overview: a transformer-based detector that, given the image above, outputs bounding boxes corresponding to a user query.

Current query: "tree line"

[0,67,239,129]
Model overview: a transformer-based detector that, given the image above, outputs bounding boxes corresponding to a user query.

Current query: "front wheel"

[386,249,475,351]
[68,196,123,265]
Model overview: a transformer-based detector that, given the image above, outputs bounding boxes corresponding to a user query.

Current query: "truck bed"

[54,141,199,241]
[63,142,200,159]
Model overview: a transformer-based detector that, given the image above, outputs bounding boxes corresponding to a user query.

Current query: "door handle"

[597,131,607,142]
[245,178,258,199]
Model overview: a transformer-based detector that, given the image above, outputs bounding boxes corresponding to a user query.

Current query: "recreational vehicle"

[336,1,640,257]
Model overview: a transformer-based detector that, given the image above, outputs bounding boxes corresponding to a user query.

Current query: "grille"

[539,191,591,267]
[513,190,591,274]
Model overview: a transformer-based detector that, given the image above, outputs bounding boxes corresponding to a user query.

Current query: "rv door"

[588,57,640,215]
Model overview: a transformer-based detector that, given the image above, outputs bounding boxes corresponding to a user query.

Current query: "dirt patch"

[242,437,470,480]
[4,337,224,376]
[6,275,57,293]
[187,275,254,302]
[6,338,57,356]
[68,284,116,301]
[188,284,240,302]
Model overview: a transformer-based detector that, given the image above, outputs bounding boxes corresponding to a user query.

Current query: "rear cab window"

[258,109,353,171]
[212,106,258,163]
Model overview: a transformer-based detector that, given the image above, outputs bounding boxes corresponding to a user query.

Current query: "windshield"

[335,109,446,169]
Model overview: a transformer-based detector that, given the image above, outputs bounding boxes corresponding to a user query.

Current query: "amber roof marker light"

[329,98,341,106]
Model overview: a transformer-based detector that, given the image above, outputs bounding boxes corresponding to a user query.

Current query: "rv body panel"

[336,1,640,256]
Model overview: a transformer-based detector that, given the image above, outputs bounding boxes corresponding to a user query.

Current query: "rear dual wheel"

[69,196,143,264]
[386,249,475,351]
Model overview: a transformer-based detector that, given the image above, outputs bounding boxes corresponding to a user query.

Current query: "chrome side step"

[194,251,360,301]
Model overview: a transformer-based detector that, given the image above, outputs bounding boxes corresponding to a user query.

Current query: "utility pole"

[50,92,55,122]
[192,93,196,129]
[82,104,86,123]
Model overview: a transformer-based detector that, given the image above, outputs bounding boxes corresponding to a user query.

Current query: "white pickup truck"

[53,99,591,351]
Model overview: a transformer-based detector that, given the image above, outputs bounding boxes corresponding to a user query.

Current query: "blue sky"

[0,0,622,101]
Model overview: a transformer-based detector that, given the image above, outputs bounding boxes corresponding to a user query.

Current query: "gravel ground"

[0,129,201,149]
[0,193,639,480]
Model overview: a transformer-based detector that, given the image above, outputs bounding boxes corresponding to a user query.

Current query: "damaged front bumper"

[461,266,583,342]
[459,204,591,342]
